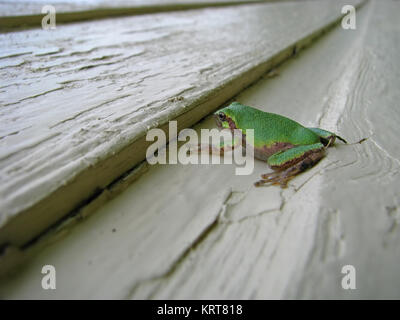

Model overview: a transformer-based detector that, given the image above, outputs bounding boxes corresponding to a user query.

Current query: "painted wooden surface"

[0,0,399,299]
[0,0,274,31]
[0,0,359,250]
[0,0,263,17]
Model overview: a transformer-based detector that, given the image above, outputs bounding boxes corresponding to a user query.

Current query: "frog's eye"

[218,113,226,121]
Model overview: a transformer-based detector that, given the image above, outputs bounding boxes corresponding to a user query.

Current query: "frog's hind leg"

[255,143,325,188]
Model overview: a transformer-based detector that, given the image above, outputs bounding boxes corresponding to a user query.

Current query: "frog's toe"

[254,178,289,188]
[254,171,290,188]
[261,172,277,180]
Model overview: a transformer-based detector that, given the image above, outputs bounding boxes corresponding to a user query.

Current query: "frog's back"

[224,102,319,147]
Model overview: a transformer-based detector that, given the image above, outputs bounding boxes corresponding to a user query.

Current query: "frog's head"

[214,103,241,130]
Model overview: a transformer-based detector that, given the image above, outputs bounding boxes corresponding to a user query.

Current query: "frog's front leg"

[255,143,325,188]
[187,135,242,156]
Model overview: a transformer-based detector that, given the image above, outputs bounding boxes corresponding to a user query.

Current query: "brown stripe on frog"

[253,142,295,162]
[269,148,325,171]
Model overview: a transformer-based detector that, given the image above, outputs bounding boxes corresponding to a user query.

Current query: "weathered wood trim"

[0,0,365,252]
[0,0,277,32]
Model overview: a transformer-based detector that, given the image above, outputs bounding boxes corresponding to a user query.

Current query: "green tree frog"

[210,102,347,188]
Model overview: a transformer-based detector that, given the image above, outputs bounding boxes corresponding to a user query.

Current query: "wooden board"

[2,0,399,299]
[0,0,264,16]
[0,0,360,249]
[0,0,274,31]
